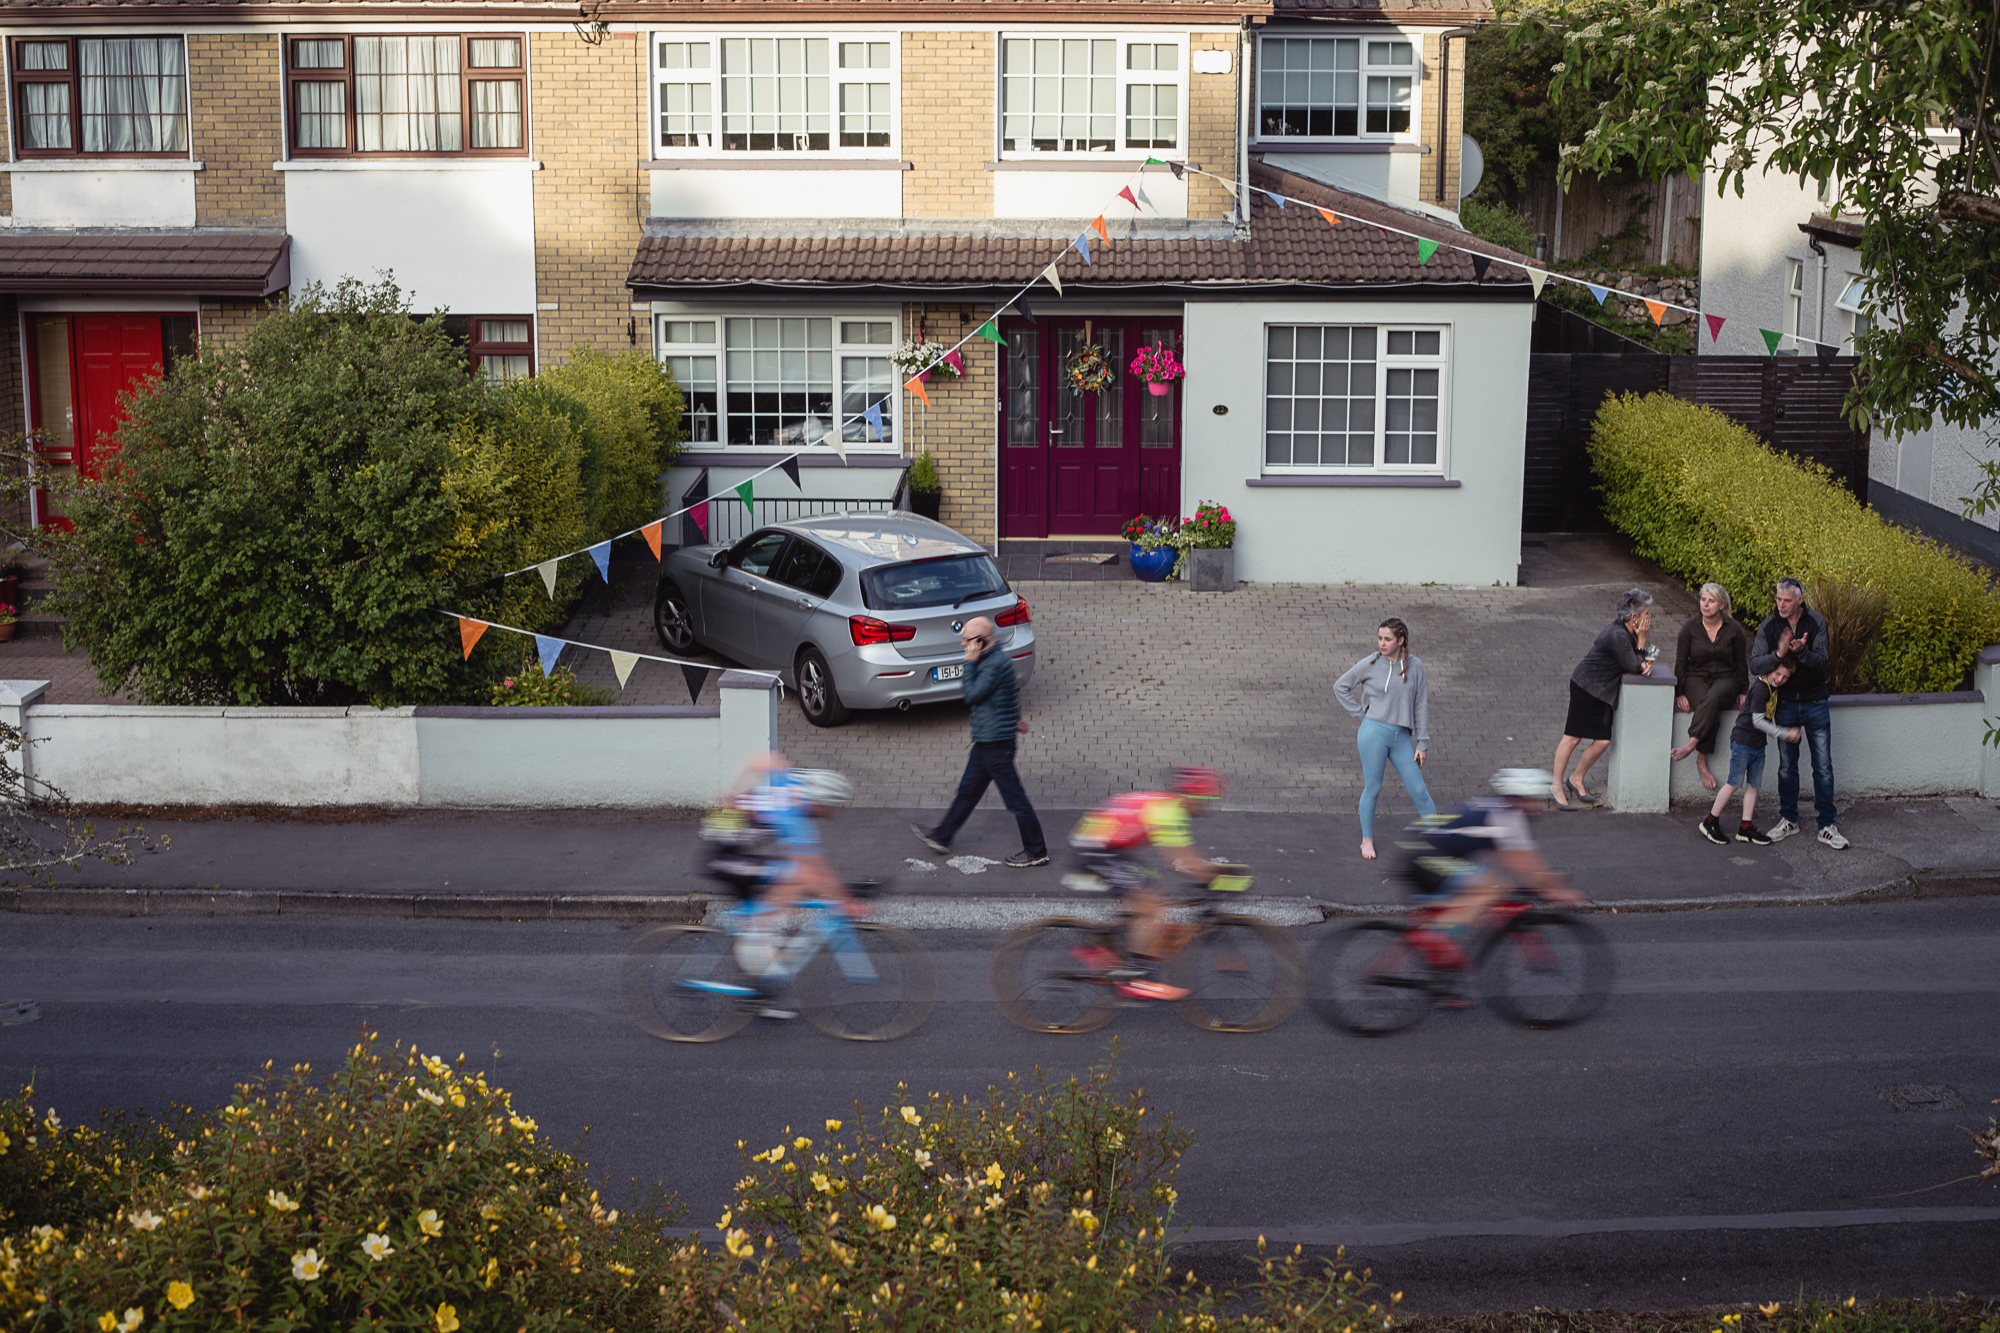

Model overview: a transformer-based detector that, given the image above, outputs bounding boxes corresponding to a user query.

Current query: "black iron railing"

[676,468,909,549]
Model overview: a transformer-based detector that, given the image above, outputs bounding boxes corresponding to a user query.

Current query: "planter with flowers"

[891,339,964,385]
[1184,500,1237,592]
[1129,344,1185,397]
[1121,515,1184,583]
[0,603,16,642]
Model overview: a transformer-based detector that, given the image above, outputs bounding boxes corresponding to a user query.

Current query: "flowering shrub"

[0,1081,186,1236]
[1128,345,1185,384]
[1122,515,1182,550]
[488,649,619,706]
[0,603,16,625]
[1184,501,1236,550]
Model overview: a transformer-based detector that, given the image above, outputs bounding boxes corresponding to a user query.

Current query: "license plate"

[931,663,965,681]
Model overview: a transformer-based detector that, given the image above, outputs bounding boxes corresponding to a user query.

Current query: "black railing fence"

[676,468,910,549]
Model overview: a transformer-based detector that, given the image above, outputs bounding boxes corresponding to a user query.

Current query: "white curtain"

[80,38,187,152]
[356,36,460,152]
[469,80,521,148]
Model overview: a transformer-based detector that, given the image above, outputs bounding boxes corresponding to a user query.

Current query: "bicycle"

[623,881,936,1043]
[1308,890,1614,1036]
[989,876,1306,1034]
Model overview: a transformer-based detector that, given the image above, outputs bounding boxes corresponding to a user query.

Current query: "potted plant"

[891,338,963,384]
[0,603,19,643]
[905,451,942,521]
[1129,343,1186,397]
[1066,343,1116,396]
[1184,500,1237,592]
[1121,515,1181,583]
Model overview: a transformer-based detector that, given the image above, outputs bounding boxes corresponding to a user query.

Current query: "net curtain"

[356,36,462,152]
[78,38,187,153]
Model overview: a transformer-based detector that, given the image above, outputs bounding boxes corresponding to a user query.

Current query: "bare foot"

[1360,838,1377,861]
[1697,755,1719,790]
[1669,740,1697,762]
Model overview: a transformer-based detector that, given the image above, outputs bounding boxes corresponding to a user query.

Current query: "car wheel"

[796,647,850,728]
[654,582,698,654]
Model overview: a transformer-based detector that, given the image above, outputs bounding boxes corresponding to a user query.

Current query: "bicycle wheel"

[797,923,936,1041]
[1166,915,1307,1033]
[622,924,755,1043]
[1308,920,1437,1036]
[1476,910,1614,1029]
[989,918,1122,1034]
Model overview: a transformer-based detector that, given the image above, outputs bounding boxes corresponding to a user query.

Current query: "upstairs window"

[650,34,898,156]
[1000,34,1188,157]
[13,37,189,157]
[1258,35,1417,141]
[285,34,527,156]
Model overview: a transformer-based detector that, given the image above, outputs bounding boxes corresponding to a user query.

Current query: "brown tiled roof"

[629,163,1533,296]
[0,232,290,296]
[4,0,1272,17]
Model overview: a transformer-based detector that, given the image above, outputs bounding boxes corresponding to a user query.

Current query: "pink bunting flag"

[1705,313,1726,343]
[691,501,709,539]
[1118,186,1140,210]
[943,349,966,377]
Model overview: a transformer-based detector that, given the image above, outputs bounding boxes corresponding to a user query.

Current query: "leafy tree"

[1463,19,1605,208]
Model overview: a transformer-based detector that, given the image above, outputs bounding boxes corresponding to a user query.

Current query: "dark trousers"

[1775,698,1837,828]
[1682,674,1740,754]
[930,740,1046,856]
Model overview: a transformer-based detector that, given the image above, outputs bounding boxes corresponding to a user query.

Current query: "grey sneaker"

[1004,851,1051,868]
[910,824,950,855]
[1765,817,1801,843]
[1817,824,1850,850]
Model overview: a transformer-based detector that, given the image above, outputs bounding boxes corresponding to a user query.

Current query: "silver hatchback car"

[653,512,1037,727]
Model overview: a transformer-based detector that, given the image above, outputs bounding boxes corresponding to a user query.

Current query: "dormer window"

[1257,35,1418,142]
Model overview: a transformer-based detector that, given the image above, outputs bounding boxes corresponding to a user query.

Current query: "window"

[650,34,897,155]
[1000,34,1188,156]
[1263,325,1446,473]
[12,37,188,156]
[469,318,533,380]
[285,34,526,156]
[655,314,898,449]
[773,538,844,598]
[1835,274,1871,346]
[1784,259,1805,344]
[1257,35,1417,140]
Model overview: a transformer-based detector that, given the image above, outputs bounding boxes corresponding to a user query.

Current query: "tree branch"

[1919,342,1992,383]
[1937,192,2000,226]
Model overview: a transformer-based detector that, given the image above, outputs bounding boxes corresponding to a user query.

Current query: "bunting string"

[441,611,783,703]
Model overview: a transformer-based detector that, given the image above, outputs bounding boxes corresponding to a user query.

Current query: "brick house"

[0,0,1531,584]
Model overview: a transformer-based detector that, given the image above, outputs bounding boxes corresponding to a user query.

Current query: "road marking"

[1180,1206,2000,1248]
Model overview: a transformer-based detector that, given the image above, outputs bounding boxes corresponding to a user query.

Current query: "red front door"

[999,317,1182,538]
[73,315,165,477]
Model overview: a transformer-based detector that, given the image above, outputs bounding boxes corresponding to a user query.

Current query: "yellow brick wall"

[900,33,994,220]
[1187,32,1239,222]
[530,30,646,365]
[902,303,995,547]
[1417,33,1463,213]
[200,299,273,347]
[190,34,286,228]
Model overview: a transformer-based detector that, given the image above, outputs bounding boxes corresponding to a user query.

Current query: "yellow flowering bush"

[1589,392,2000,693]
[0,1082,185,1235]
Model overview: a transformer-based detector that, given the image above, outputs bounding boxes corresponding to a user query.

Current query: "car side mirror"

[708,549,729,569]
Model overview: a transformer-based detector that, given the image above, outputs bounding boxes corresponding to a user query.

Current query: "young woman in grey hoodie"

[1333,617,1438,860]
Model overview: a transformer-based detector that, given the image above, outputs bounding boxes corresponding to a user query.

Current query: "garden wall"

[0,673,778,809]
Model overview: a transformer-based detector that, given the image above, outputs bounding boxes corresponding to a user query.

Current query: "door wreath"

[1065,343,1116,396]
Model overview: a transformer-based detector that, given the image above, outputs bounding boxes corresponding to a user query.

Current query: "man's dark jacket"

[1749,605,1832,702]
[961,645,1020,742]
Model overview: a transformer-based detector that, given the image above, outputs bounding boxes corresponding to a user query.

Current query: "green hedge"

[1589,392,2000,694]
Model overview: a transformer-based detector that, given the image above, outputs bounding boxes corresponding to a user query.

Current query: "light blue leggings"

[1357,717,1436,838]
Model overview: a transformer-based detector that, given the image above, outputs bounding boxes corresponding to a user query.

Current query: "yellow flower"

[901,1107,921,1126]
[825,1119,843,1132]
[361,1233,394,1262]
[118,1309,143,1333]
[165,1282,194,1311]
[794,1135,812,1150]
[480,1202,504,1220]
[434,1303,461,1333]
[267,1190,300,1213]
[811,1172,834,1194]
[128,1209,164,1232]
[417,1088,445,1106]
[482,1256,500,1289]
[863,1205,896,1232]
[1069,1208,1098,1234]
[417,1209,443,1238]
[984,1163,1006,1188]
[724,1228,756,1259]
[185,1185,210,1201]
[422,1055,447,1076]
[0,1130,9,1154]
[509,1114,537,1133]
[290,1249,327,1281]
[986,1194,1005,1210]
[716,1209,733,1230]
[98,1314,118,1332]
[1845,1298,1856,1309]
[1760,1304,1782,1317]
[449,1091,467,1108]
[913,1150,932,1170]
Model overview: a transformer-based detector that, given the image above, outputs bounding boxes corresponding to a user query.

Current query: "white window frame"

[1835,272,1871,347]
[997,31,1190,160]
[646,31,900,159]
[1783,258,1805,343]
[653,311,902,452]
[1253,30,1421,145]
[1260,323,1449,476]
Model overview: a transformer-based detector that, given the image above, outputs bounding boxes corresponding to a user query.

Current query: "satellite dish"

[1458,134,1486,200]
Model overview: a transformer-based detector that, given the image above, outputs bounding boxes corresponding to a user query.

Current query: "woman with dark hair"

[1670,581,1750,791]
[1552,588,1655,809]
[1335,617,1438,860]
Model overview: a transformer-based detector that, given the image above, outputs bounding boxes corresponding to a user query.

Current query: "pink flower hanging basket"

[1146,380,1173,397]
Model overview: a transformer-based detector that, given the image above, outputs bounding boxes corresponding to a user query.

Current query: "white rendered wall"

[11,169,196,227]
[1259,153,1426,218]
[1179,297,1533,585]
[1669,692,1989,805]
[650,169,903,219]
[414,713,723,806]
[284,168,536,314]
[992,169,1188,220]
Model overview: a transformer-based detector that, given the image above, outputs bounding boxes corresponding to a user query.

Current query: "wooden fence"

[1514,170,1704,270]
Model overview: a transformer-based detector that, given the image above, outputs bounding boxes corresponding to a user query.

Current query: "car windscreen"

[860,554,1008,611]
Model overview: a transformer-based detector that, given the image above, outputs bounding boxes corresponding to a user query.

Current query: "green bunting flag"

[1416,239,1439,266]
[1145,156,1165,165]
[1759,328,1783,356]
[735,479,755,511]
[976,319,1006,346]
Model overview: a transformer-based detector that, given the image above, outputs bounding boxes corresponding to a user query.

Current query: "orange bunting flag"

[1644,299,1668,326]
[640,520,663,560]
[1091,215,1109,243]
[907,376,929,407]
[1318,208,1340,227]
[458,617,488,661]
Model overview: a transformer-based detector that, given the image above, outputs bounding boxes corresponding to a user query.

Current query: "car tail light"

[996,598,1032,627]
[849,615,916,646]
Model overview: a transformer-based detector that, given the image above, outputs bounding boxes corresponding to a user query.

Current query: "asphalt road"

[4,899,1998,1314]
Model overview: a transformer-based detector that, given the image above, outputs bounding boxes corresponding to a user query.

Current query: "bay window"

[12,36,189,157]
[999,34,1188,157]
[657,315,899,449]
[1264,325,1446,474]
[1257,34,1417,141]
[285,33,526,157]
[650,34,897,156]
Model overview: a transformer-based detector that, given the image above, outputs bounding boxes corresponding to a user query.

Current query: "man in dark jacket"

[1749,576,1846,849]
[912,615,1049,868]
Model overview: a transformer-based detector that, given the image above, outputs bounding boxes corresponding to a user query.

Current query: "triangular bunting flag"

[1705,313,1726,343]
[863,402,884,440]
[608,649,639,690]
[1266,190,1287,209]
[779,454,802,488]
[1133,183,1154,212]
[1760,328,1783,356]
[1167,161,1184,180]
[1587,283,1610,305]
[975,319,1006,346]
[690,501,708,539]
[640,520,662,561]
[1042,263,1063,296]
[1012,298,1036,325]
[1471,254,1491,281]
[1644,300,1667,326]
[734,479,754,511]
[1815,342,1838,366]
[1091,214,1110,242]
[907,376,929,406]
[457,616,488,661]
[1118,186,1141,210]
[534,635,564,678]
[943,349,965,377]
[681,663,709,705]
[587,540,611,582]
[1072,233,1091,266]
[1527,268,1548,298]
[1317,208,1340,227]
[537,558,560,599]
[1417,238,1439,265]
[828,432,847,462]
[1144,156,1165,165]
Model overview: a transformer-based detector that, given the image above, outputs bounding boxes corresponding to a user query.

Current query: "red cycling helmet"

[1169,766,1228,801]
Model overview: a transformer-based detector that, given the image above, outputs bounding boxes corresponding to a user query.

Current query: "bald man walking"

[912,615,1049,868]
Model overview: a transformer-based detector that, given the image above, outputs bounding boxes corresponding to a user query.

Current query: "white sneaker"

[1817,824,1850,850]
[1765,818,1800,843]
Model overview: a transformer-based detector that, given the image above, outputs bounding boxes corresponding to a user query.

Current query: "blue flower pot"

[1129,544,1177,582]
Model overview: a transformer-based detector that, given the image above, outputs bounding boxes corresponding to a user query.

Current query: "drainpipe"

[1433,26,1483,204]
[1807,235,1827,348]
[1236,17,1253,238]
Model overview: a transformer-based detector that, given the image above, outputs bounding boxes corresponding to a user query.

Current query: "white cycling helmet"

[793,768,855,809]
[1489,768,1557,799]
